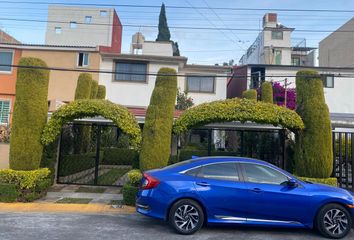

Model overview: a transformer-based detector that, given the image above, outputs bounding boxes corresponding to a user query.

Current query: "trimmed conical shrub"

[96,85,106,99]
[261,82,273,103]
[242,89,257,101]
[90,80,98,99]
[140,68,177,170]
[294,70,333,178]
[156,3,171,41]
[75,73,92,100]
[10,57,50,170]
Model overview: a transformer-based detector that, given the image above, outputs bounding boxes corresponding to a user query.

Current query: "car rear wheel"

[169,199,204,235]
[315,203,352,239]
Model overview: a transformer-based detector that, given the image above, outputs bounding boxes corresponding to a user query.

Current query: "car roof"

[189,156,269,165]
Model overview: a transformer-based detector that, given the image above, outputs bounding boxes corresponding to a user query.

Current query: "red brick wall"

[99,10,122,53]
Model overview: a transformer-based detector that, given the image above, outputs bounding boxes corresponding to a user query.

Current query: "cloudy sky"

[1,0,354,65]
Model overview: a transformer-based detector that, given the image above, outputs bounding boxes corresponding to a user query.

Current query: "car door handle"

[196,182,210,187]
[251,188,263,193]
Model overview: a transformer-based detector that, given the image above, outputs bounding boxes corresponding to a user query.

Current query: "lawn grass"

[93,168,129,185]
[56,198,93,204]
[75,187,106,193]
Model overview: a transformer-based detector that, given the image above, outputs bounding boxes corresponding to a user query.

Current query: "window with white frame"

[77,53,89,67]
[0,51,13,72]
[115,62,147,82]
[70,21,77,29]
[321,74,334,88]
[0,100,10,125]
[55,27,62,34]
[85,16,92,23]
[186,76,215,93]
[100,10,108,16]
[271,31,283,40]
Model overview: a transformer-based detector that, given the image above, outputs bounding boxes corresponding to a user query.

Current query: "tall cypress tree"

[156,3,171,41]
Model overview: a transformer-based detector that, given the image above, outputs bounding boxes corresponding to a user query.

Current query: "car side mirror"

[287,179,299,188]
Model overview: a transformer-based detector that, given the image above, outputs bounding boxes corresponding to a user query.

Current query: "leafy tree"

[242,89,257,101]
[176,89,194,110]
[156,3,171,41]
[10,57,49,170]
[140,68,177,170]
[261,82,273,103]
[294,70,333,178]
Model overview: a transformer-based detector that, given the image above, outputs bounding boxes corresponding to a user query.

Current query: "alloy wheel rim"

[323,208,348,236]
[174,204,199,231]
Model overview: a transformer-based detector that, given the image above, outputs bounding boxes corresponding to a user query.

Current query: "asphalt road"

[0,212,353,240]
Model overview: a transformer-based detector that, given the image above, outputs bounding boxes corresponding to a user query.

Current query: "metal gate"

[57,123,136,186]
[332,131,354,190]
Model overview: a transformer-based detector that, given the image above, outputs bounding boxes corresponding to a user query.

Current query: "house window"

[274,50,282,65]
[55,27,62,34]
[77,53,89,67]
[0,100,10,125]
[115,62,147,82]
[271,31,283,40]
[85,16,92,23]
[70,21,77,29]
[0,51,13,72]
[187,76,215,93]
[100,10,108,16]
[322,74,334,88]
[292,57,300,66]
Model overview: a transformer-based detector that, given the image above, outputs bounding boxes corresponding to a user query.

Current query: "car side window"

[241,163,288,185]
[198,163,239,181]
[184,167,202,177]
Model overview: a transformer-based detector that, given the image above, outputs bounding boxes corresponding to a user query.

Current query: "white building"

[99,33,230,110]
[239,13,317,67]
[45,5,122,53]
[228,64,354,128]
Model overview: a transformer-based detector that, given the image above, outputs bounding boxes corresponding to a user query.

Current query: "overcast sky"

[1,0,354,65]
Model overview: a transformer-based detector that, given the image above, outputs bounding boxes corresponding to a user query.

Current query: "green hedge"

[102,148,139,166]
[58,153,97,176]
[294,70,333,178]
[97,85,106,99]
[140,68,178,170]
[41,99,141,148]
[0,168,51,202]
[173,98,304,134]
[242,89,257,100]
[298,177,337,187]
[127,169,142,186]
[122,183,138,206]
[261,82,273,103]
[10,57,50,170]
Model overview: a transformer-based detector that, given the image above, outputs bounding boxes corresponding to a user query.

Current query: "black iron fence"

[175,128,287,169]
[332,131,353,190]
[57,123,138,186]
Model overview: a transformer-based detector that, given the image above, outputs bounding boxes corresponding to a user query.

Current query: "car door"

[239,162,311,224]
[190,162,249,221]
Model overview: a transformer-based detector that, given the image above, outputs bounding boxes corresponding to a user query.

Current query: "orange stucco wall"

[0,48,21,125]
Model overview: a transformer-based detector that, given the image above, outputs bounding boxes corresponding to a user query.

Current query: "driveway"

[0,212,353,240]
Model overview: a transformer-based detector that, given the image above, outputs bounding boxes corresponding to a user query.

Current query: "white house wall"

[99,59,228,107]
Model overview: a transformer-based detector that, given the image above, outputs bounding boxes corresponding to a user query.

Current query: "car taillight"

[141,173,160,190]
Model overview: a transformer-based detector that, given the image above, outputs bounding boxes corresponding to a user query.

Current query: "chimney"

[263,13,277,28]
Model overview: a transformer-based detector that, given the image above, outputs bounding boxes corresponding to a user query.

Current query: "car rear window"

[162,159,195,170]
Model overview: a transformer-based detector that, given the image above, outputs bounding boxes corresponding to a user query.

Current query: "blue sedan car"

[136,157,354,238]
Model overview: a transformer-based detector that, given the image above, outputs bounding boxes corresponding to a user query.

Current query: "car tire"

[315,203,352,239]
[168,199,204,235]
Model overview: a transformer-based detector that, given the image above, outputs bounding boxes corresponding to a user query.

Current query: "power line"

[2,64,354,79]
[1,1,354,13]
[0,17,353,33]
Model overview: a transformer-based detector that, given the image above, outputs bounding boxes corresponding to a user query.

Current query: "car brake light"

[141,173,160,190]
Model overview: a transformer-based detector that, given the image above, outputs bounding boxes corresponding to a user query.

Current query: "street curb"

[0,203,136,214]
